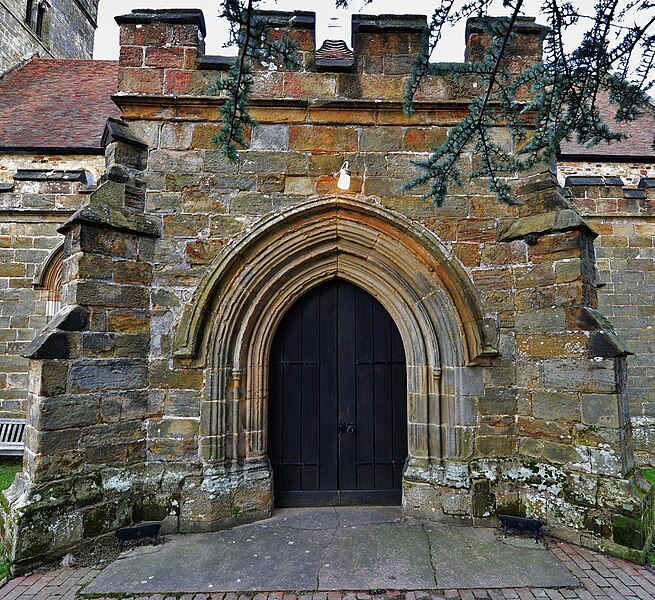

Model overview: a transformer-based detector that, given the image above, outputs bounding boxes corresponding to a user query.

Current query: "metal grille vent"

[315,40,354,61]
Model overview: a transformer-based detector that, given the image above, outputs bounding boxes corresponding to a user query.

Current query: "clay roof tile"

[0,58,120,152]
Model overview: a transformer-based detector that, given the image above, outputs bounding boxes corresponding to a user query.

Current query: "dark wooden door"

[269,279,407,506]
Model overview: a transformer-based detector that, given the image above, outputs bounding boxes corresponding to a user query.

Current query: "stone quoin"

[0,7,653,574]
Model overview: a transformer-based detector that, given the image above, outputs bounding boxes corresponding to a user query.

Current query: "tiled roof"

[0,59,119,152]
[558,92,655,159]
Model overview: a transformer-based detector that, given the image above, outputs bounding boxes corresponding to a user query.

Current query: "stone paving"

[0,510,655,600]
[1,541,655,600]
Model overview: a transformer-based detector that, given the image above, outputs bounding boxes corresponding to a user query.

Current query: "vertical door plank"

[319,282,338,492]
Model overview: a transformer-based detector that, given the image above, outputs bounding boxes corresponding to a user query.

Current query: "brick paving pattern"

[1,540,654,600]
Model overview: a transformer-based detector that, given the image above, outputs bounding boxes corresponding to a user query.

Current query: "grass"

[0,458,21,492]
[0,459,19,581]
[642,469,655,565]
[642,468,655,488]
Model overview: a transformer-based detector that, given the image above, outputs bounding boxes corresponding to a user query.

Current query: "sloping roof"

[558,92,655,160]
[0,59,119,152]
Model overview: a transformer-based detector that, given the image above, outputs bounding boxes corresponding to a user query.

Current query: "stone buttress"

[0,8,652,572]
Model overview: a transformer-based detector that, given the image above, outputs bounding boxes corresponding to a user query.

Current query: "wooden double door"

[269,279,407,506]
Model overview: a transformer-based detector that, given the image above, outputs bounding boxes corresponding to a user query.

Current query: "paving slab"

[319,521,435,590]
[83,507,578,595]
[424,522,580,589]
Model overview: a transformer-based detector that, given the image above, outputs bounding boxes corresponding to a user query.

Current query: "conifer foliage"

[215,0,655,205]
[209,0,299,161]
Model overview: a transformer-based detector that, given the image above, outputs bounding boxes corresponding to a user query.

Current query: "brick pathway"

[1,539,654,599]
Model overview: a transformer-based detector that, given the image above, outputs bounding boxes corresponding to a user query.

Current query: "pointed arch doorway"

[269,278,408,507]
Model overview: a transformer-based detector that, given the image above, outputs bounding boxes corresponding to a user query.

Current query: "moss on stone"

[612,514,645,550]
[497,499,527,518]
[642,469,655,488]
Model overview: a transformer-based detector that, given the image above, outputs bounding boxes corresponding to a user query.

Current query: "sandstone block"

[180,481,232,531]
[475,435,515,457]
[25,426,81,454]
[360,127,403,152]
[251,125,289,151]
[403,127,448,152]
[532,390,580,421]
[542,441,580,464]
[30,361,69,397]
[119,45,144,67]
[31,395,100,431]
[74,282,148,308]
[284,176,316,195]
[192,125,223,150]
[209,215,247,238]
[108,310,150,333]
[160,123,194,150]
[517,333,587,358]
[543,359,616,393]
[240,152,309,176]
[148,418,199,438]
[163,213,209,237]
[283,73,336,99]
[118,67,164,95]
[288,126,357,153]
[145,46,185,68]
[581,394,620,428]
[149,150,202,173]
[518,417,571,441]
[82,500,132,538]
[100,390,149,423]
[479,388,518,415]
[69,361,148,392]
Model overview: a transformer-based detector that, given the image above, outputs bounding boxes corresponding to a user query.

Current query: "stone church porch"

[0,7,652,574]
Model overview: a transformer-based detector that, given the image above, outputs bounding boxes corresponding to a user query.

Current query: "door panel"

[269,279,407,506]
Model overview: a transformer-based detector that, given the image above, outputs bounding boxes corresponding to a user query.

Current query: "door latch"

[338,422,356,434]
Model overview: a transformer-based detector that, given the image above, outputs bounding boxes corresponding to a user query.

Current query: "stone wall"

[0,156,103,417]
[558,160,655,188]
[1,9,652,573]
[564,176,655,466]
[0,0,98,74]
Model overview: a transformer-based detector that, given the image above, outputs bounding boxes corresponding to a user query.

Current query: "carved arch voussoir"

[173,196,497,368]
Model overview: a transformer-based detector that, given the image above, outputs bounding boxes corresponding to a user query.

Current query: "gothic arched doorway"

[269,278,408,506]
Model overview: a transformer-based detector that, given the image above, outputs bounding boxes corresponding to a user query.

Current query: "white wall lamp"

[335,161,351,190]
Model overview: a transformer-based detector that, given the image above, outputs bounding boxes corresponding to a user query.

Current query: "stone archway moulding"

[173,196,497,467]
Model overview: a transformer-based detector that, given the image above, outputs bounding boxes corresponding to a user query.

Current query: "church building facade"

[0,8,653,572]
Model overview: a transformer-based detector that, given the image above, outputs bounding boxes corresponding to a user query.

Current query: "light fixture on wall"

[336,161,351,190]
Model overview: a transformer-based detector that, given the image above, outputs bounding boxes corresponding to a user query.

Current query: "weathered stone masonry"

[0,0,99,73]
[1,8,653,572]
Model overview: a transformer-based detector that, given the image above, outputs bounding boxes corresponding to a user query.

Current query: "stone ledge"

[22,306,89,360]
[353,14,427,33]
[565,175,624,187]
[569,307,634,358]
[101,117,148,149]
[196,55,234,71]
[252,9,315,29]
[115,9,207,37]
[497,209,597,242]
[58,181,161,238]
[466,16,549,37]
[13,169,91,183]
